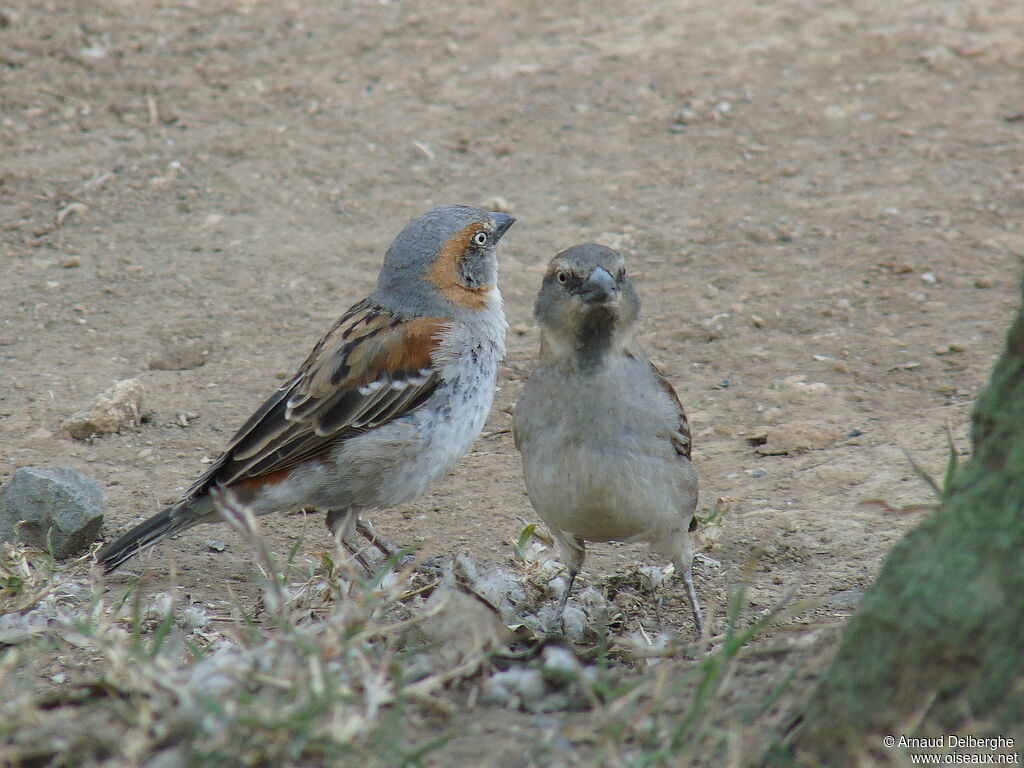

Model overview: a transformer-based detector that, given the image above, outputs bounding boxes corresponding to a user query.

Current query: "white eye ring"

[473,231,488,246]
[556,270,568,284]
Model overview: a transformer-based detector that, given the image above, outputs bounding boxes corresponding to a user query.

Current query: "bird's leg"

[342,541,374,576]
[667,530,705,638]
[681,564,705,637]
[326,508,355,539]
[326,509,374,576]
[552,534,586,634]
[554,567,578,632]
[354,519,398,562]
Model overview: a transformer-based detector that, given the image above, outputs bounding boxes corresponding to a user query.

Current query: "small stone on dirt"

[481,195,514,213]
[0,465,104,557]
[56,202,88,227]
[149,330,213,371]
[482,667,547,708]
[636,565,670,592]
[63,378,144,439]
[751,421,841,455]
[783,377,831,396]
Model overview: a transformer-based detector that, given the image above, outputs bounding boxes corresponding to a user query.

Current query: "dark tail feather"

[97,502,207,573]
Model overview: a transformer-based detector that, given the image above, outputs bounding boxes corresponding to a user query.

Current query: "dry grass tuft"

[0,501,806,767]
[0,496,504,767]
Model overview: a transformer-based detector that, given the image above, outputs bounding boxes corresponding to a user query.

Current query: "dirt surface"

[3,0,1023,763]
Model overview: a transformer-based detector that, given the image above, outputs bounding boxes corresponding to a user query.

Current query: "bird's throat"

[573,309,617,374]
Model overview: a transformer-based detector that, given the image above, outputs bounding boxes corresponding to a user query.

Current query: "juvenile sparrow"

[98,205,515,572]
[513,244,704,635]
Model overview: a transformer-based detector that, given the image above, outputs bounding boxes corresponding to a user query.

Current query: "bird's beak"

[580,266,617,305]
[489,212,516,242]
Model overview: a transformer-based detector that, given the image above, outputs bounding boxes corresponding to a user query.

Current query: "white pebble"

[483,668,547,706]
[561,604,587,641]
[577,587,607,614]
[541,646,580,685]
[637,565,670,592]
[182,605,210,628]
[481,195,514,213]
[545,576,567,600]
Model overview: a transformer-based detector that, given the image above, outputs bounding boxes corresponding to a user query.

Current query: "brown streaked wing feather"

[186,300,448,495]
[642,355,693,460]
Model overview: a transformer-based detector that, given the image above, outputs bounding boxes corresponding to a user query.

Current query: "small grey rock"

[0,466,104,558]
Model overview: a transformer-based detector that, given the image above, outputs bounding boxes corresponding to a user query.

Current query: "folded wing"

[186,299,449,496]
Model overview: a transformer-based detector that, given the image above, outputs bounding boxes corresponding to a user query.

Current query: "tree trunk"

[769,279,1024,766]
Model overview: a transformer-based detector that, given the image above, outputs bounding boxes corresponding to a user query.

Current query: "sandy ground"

[3,0,1023,763]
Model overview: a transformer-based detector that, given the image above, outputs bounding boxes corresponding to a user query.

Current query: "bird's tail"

[97,500,209,573]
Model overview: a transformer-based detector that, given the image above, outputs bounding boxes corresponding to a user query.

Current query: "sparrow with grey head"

[99,205,515,572]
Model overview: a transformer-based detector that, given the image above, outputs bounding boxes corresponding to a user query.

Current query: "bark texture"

[770,280,1024,766]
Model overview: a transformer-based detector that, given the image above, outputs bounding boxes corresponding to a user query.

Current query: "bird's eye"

[473,231,488,246]
[617,267,626,281]
[556,270,568,285]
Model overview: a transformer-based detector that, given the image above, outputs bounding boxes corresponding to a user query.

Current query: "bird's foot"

[354,519,399,563]
[340,539,376,577]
